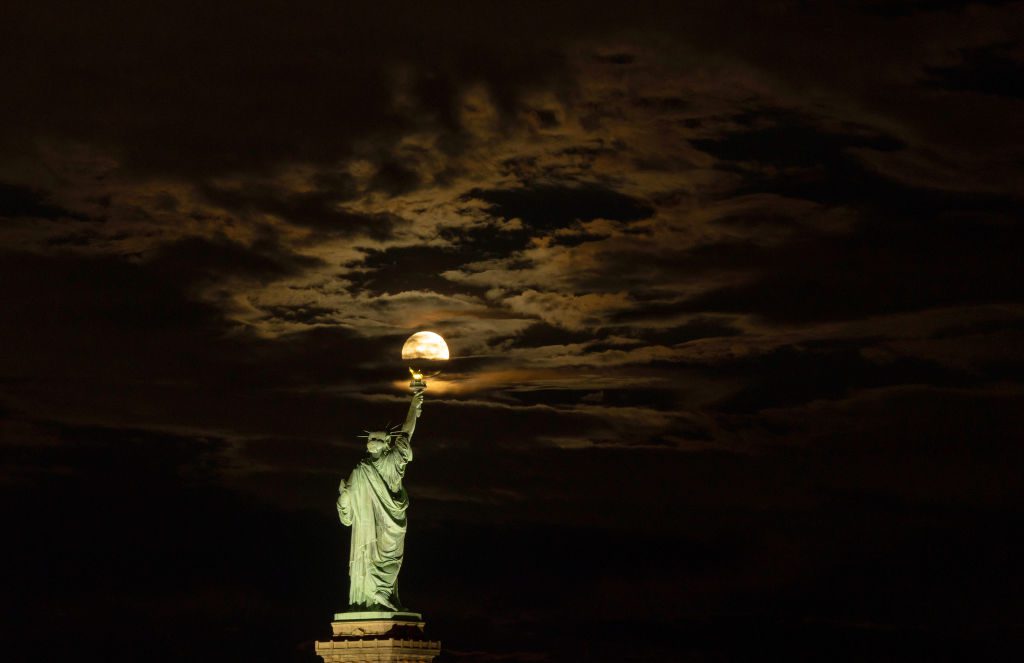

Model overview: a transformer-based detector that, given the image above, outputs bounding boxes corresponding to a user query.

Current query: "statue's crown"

[357,423,403,441]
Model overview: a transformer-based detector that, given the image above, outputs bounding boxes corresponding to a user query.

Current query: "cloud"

[925,40,1024,99]
[199,178,407,238]
[148,232,324,288]
[0,181,91,221]
[345,245,491,296]
[500,289,632,331]
[466,183,654,230]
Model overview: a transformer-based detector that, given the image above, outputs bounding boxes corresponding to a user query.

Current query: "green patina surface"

[336,389,424,611]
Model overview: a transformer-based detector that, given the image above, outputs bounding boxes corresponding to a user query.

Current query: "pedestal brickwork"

[315,611,441,663]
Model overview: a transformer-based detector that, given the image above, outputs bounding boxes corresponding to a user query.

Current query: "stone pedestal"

[315,611,441,663]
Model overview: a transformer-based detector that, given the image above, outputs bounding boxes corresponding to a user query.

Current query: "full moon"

[402,331,450,362]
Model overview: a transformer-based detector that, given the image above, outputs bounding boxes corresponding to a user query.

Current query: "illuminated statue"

[336,389,423,610]
[316,331,448,661]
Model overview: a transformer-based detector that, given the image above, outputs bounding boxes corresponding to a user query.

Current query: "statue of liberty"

[336,389,424,611]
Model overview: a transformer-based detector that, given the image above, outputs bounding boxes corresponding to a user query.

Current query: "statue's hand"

[338,478,347,494]
[412,391,424,416]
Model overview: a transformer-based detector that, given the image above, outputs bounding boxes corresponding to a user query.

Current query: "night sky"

[3,2,1024,661]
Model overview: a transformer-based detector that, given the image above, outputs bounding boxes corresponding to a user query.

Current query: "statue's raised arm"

[401,390,424,443]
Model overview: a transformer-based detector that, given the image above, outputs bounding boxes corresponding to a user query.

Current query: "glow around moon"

[401,331,450,362]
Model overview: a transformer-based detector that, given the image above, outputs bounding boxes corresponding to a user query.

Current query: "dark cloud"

[2,3,396,177]
[437,222,537,258]
[0,250,220,342]
[489,322,594,349]
[200,181,405,238]
[0,249,401,440]
[860,0,1019,16]
[691,110,904,169]
[369,161,422,196]
[926,41,1024,98]
[1,418,225,484]
[627,317,743,345]
[0,1,586,181]
[676,212,1024,323]
[44,229,104,246]
[707,341,970,414]
[262,304,338,325]
[467,184,654,231]
[345,245,487,296]
[547,228,611,247]
[149,232,324,287]
[593,52,636,65]
[0,181,90,221]
[689,110,995,213]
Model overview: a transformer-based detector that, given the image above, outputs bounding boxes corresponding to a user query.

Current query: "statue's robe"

[337,434,412,609]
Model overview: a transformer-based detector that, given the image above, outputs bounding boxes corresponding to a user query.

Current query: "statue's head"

[365,431,391,456]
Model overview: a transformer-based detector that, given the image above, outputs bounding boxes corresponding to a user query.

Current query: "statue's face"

[366,432,389,455]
